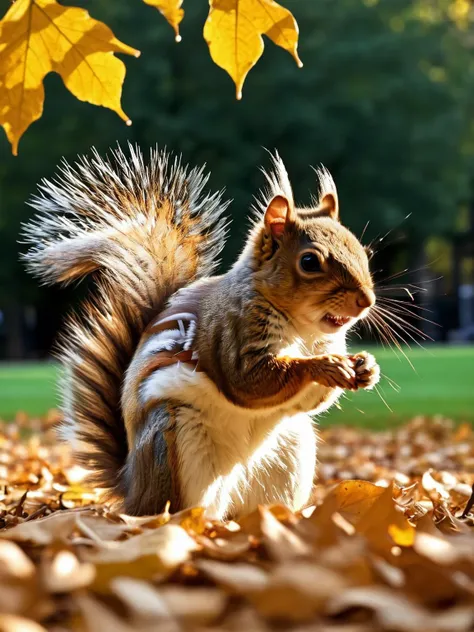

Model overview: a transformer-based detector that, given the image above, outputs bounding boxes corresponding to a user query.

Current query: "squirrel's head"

[250,153,374,337]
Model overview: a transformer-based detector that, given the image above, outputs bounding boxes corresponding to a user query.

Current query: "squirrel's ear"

[318,192,339,221]
[264,195,295,239]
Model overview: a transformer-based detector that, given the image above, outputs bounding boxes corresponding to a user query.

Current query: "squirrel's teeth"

[324,314,351,327]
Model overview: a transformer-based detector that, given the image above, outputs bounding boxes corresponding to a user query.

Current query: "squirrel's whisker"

[376,296,434,313]
[375,300,439,328]
[375,268,409,284]
[366,311,416,371]
[359,220,370,242]
[373,382,394,412]
[381,372,401,392]
[374,258,436,287]
[373,305,433,343]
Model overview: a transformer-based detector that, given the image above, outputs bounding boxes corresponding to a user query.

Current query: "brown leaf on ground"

[320,480,387,525]
[0,414,473,630]
[0,511,79,545]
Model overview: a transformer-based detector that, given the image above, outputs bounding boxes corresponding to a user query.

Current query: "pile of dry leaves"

[0,413,473,632]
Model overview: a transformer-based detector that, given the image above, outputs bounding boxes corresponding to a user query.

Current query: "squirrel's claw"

[349,351,380,390]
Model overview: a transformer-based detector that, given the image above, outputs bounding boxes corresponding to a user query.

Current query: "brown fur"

[194,192,375,411]
[24,147,376,514]
[23,146,228,499]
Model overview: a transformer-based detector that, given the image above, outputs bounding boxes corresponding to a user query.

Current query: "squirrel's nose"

[356,288,375,309]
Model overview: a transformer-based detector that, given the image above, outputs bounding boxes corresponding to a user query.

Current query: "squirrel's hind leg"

[121,405,180,516]
[121,403,238,520]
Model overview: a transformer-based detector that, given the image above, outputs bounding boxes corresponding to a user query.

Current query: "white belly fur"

[140,341,344,520]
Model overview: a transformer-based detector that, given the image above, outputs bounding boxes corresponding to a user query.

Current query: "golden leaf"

[87,523,200,593]
[171,505,207,534]
[204,0,302,99]
[142,0,184,42]
[320,480,386,526]
[356,484,416,549]
[0,0,139,155]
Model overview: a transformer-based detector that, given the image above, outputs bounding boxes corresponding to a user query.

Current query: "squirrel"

[23,144,380,520]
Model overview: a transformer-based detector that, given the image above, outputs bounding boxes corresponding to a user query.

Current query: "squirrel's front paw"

[349,351,380,390]
[313,354,357,391]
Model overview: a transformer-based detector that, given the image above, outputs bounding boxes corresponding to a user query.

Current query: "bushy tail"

[22,144,228,494]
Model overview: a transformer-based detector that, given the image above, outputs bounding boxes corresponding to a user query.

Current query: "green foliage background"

[1,0,473,356]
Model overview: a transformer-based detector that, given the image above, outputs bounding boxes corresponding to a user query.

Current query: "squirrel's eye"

[299,252,322,274]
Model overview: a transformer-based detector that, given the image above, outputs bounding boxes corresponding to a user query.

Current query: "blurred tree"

[0,0,473,356]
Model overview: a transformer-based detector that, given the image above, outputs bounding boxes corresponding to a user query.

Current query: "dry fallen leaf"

[0,541,35,579]
[249,561,350,621]
[156,586,227,625]
[0,615,47,632]
[75,594,136,632]
[0,511,78,545]
[356,483,416,549]
[197,559,269,591]
[75,513,133,543]
[422,469,452,501]
[258,505,311,561]
[0,0,139,154]
[87,523,200,594]
[42,549,96,593]
[111,577,172,620]
[0,413,473,630]
[320,479,386,525]
[0,541,39,616]
[328,586,474,632]
[204,0,302,99]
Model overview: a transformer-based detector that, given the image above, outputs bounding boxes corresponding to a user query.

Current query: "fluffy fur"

[23,145,379,519]
[22,144,228,496]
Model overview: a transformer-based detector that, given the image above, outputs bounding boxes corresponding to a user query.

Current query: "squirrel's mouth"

[323,313,352,329]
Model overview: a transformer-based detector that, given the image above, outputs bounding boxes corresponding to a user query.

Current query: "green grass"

[323,345,474,429]
[0,363,59,421]
[0,346,473,428]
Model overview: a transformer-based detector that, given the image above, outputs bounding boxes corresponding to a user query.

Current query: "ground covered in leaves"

[0,414,473,632]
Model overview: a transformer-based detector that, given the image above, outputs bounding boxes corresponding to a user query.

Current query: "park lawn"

[0,346,473,428]
[0,363,59,422]
[325,345,474,429]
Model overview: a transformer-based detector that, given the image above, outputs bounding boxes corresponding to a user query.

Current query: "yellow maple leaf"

[142,0,184,42]
[0,0,140,155]
[204,0,302,100]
